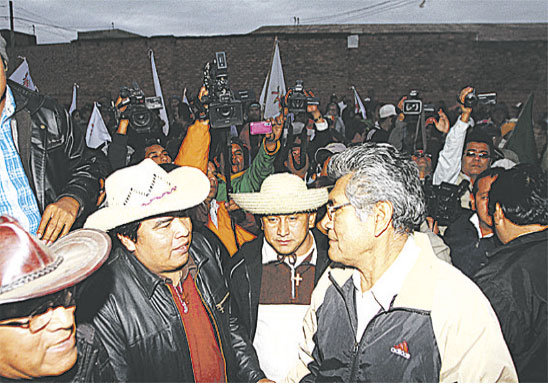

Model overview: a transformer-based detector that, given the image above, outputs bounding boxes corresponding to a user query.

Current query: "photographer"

[107,87,166,171]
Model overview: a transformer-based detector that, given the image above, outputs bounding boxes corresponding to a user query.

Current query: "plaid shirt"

[0,85,41,233]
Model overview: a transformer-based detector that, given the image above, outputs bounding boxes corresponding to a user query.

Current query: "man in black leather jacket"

[82,160,267,382]
[0,37,100,244]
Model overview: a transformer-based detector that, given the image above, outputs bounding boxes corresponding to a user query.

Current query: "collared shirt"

[352,236,420,342]
[253,232,318,382]
[469,212,494,240]
[0,85,41,233]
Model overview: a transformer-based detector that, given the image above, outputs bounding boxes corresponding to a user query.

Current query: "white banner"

[9,58,37,91]
[352,86,367,120]
[69,83,78,115]
[85,103,111,149]
[260,40,286,119]
[150,50,170,136]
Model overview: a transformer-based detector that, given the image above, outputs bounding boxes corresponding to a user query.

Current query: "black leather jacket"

[86,230,264,382]
[8,80,99,220]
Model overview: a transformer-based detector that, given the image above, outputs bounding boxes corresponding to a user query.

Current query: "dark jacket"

[9,80,99,220]
[443,210,501,280]
[87,230,264,382]
[475,229,548,383]
[227,228,331,340]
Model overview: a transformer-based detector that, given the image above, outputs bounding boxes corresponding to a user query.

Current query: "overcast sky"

[2,0,547,44]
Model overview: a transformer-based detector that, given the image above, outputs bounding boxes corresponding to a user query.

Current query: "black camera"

[202,52,243,129]
[423,179,470,226]
[286,80,319,114]
[462,90,497,108]
[117,82,163,135]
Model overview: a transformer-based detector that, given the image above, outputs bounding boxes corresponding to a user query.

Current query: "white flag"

[150,50,170,136]
[86,103,111,149]
[260,40,286,119]
[9,58,37,91]
[69,84,78,115]
[182,88,189,105]
[352,86,367,120]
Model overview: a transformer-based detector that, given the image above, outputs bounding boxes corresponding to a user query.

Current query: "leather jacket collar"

[116,232,212,299]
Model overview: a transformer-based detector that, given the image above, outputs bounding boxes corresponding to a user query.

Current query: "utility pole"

[9,0,15,48]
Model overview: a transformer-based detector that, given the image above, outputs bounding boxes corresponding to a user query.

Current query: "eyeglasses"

[464,150,490,159]
[0,288,75,333]
[326,202,351,220]
[412,151,432,159]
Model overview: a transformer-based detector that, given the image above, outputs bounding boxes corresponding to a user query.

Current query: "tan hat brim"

[231,188,328,215]
[0,229,111,304]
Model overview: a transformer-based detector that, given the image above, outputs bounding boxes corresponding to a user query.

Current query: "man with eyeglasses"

[0,216,113,381]
[286,143,517,382]
[228,173,330,382]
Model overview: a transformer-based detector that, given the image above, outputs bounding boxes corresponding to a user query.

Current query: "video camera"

[461,89,497,108]
[117,82,163,135]
[423,179,470,226]
[202,52,243,129]
[285,80,320,114]
[402,90,436,117]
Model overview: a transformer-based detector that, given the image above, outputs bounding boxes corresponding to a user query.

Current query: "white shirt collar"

[261,232,317,267]
[352,235,419,311]
[469,212,493,239]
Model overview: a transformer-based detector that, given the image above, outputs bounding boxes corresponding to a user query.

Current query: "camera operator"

[431,86,486,210]
[107,88,165,171]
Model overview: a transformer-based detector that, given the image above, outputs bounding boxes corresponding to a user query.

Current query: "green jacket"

[216,141,279,202]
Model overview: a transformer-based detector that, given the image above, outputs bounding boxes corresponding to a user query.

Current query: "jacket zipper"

[328,272,361,381]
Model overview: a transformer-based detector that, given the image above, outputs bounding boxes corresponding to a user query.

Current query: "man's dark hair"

[464,129,495,157]
[488,164,548,225]
[472,167,505,195]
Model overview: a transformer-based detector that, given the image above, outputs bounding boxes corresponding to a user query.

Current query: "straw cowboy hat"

[230,173,328,215]
[84,159,209,231]
[0,216,111,304]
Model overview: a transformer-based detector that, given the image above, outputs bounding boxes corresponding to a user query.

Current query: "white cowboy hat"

[84,159,210,231]
[0,216,111,304]
[230,173,328,215]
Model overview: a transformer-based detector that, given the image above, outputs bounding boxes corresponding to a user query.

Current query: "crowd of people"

[0,34,547,382]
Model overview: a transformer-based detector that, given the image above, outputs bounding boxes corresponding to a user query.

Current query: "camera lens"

[218,105,233,118]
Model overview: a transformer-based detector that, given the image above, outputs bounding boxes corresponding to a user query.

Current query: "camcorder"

[285,80,319,114]
[461,89,497,108]
[422,179,470,226]
[202,52,243,129]
[116,82,163,135]
[402,90,436,118]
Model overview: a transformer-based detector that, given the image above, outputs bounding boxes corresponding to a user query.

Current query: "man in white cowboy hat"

[228,173,330,382]
[82,159,267,382]
[0,215,113,381]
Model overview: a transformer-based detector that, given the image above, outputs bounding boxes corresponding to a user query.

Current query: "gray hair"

[327,143,425,234]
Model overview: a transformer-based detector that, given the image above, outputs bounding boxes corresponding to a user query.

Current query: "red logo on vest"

[390,340,411,360]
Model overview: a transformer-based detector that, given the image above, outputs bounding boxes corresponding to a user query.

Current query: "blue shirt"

[0,85,41,233]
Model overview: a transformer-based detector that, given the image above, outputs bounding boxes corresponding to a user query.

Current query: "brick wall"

[7,29,547,119]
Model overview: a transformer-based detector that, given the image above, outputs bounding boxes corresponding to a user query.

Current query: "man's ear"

[470,191,477,211]
[493,203,504,226]
[308,212,317,229]
[373,201,393,237]
[117,234,136,252]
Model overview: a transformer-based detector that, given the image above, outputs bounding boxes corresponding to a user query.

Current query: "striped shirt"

[0,85,41,233]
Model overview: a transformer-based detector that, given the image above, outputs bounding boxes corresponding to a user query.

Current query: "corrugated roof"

[251,23,548,41]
